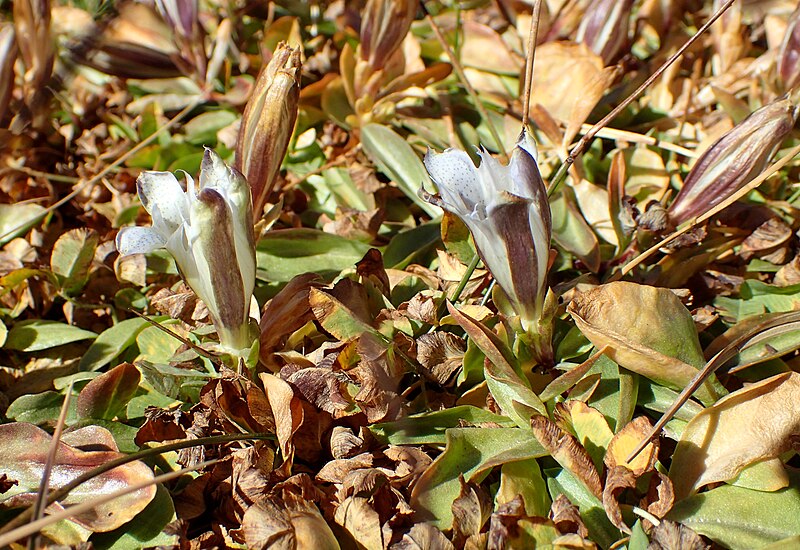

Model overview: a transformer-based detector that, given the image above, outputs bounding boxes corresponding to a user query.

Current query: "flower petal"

[115,226,165,256]
[136,171,188,233]
[424,148,484,217]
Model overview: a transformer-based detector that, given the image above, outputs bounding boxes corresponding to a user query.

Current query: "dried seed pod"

[668,97,799,225]
[235,42,302,217]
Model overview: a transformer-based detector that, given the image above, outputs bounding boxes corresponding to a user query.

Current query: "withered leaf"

[605,416,658,476]
[391,522,454,550]
[648,519,707,550]
[603,466,637,534]
[242,494,339,550]
[550,494,589,538]
[530,415,602,499]
[669,372,800,500]
[452,476,492,545]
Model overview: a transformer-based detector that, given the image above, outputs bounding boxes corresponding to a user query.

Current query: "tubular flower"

[668,97,798,226]
[116,149,256,354]
[421,131,552,334]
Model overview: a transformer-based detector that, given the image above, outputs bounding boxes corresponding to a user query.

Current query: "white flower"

[422,131,552,331]
[116,149,255,354]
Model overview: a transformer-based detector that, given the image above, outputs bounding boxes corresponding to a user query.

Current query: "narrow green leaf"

[411,427,547,529]
[4,320,97,352]
[668,471,800,550]
[79,317,152,371]
[361,123,440,217]
[256,228,373,282]
[370,405,513,445]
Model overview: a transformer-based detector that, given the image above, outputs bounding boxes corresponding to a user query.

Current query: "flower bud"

[778,5,800,92]
[359,0,417,71]
[575,0,633,64]
[422,130,552,336]
[116,149,256,355]
[235,42,301,217]
[668,98,798,225]
[0,25,16,124]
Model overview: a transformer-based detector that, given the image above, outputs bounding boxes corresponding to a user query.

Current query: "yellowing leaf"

[568,281,720,404]
[669,372,800,500]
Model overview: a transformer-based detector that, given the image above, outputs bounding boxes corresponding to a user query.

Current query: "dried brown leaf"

[602,466,637,534]
[530,415,602,499]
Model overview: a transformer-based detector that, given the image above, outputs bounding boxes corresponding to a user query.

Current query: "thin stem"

[423,4,508,161]
[546,0,737,197]
[521,0,542,128]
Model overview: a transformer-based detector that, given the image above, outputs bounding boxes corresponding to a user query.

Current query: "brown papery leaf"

[259,373,304,460]
[602,466,636,534]
[528,41,616,148]
[642,471,675,520]
[669,371,800,500]
[648,519,706,550]
[392,522,455,550]
[604,416,658,476]
[259,273,323,368]
[550,494,589,538]
[452,476,492,546]
[242,493,339,550]
[530,415,602,499]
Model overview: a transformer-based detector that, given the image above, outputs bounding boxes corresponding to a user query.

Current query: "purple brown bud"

[0,25,16,124]
[668,98,798,225]
[575,0,634,64]
[778,5,800,92]
[235,42,301,217]
[359,0,417,71]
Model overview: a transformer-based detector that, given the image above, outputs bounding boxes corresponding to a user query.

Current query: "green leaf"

[0,318,6,347]
[4,320,97,351]
[6,391,77,425]
[50,228,99,294]
[79,317,152,371]
[370,405,513,445]
[91,484,177,550]
[383,221,441,269]
[629,520,649,550]
[361,123,440,217]
[256,228,373,282]
[0,203,46,246]
[447,303,546,427]
[411,427,547,530]
[77,363,141,420]
[668,471,800,550]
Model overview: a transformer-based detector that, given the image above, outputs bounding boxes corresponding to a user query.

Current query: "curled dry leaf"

[648,519,707,550]
[259,273,323,368]
[567,281,720,404]
[602,466,637,534]
[451,476,492,546]
[669,372,800,500]
[391,522,454,550]
[550,493,589,538]
[241,493,340,550]
[604,416,658,476]
[530,415,602,499]
[260,373,304,460]
[642,471,675,520]
[0,422,156,532]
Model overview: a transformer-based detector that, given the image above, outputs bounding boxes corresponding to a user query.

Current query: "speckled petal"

[136,171,188,232]
[423,148,483,216]
[115,226,165,256]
